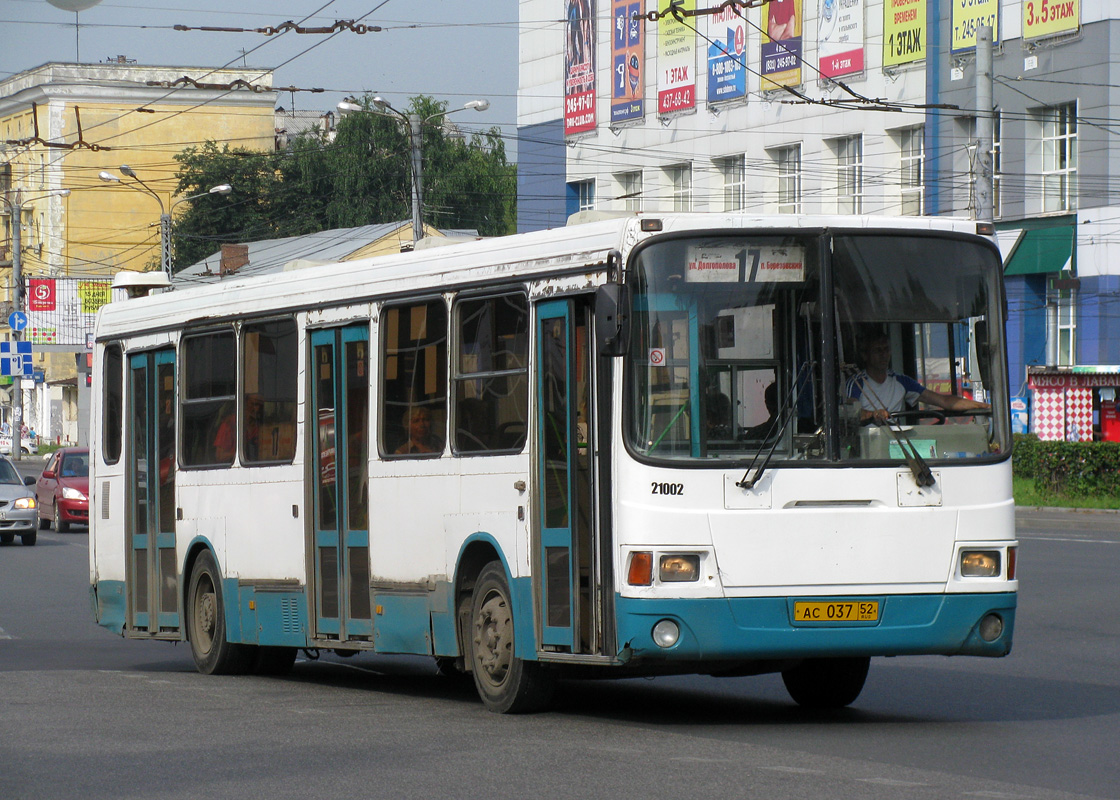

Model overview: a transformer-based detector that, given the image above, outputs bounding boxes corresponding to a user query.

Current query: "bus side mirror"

[596,283,630,357]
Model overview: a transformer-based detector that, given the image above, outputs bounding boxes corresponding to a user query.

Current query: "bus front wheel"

[187,549,254,675]
[781,656,870,709]
[469,562,554,713]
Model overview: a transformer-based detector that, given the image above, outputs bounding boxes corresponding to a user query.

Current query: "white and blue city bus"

[90,214,1016,712]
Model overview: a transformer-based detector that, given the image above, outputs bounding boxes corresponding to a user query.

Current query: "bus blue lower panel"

[615,593,1016,662]
[91,580,127,634]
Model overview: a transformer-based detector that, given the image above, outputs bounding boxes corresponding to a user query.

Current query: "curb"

[1016,505,1120,515]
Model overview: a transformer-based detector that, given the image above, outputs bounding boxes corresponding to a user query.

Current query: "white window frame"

[899,126,924,216]
[834,136,863,215]
[1040,102,1077,213]
[772,145,801,215]
[1049,281,1077,366]
[574,179,595,212]
[715,155,746,212]
[665,164,693,212]
[615,170,643,212]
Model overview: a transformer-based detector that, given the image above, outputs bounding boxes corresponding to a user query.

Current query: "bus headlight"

[659,554,700,582]
[652,619,680,648]
[961,550,1001,578]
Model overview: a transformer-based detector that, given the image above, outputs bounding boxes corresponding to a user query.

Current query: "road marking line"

[0,626,12,639]
[1021,535,1117,545]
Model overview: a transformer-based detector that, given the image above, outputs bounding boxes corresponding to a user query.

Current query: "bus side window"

[380,299,448,457]
[103,343,124,464]
[181,330,237,467]
[452,292,529,455]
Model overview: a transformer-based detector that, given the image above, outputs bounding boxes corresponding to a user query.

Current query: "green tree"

[172,95,516,272]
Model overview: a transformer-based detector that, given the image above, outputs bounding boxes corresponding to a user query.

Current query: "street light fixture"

[99,168,232,279]
[2,188,71,461]
[337,96,489,244]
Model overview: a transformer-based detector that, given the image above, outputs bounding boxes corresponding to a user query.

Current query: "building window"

[899,126,924,215]
[715,155,745,211]
[834,136,863,214]
[772,145,801,214]
[1049,282,1077,366]
[665,164,692,211]
[1039,102,1077,212]
[452,292,529,454]
[566,179,595,217]
[616,170,643,212]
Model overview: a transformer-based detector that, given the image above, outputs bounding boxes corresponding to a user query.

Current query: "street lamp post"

[337,97,490,244]
[2,188,71,461]
[99,168,231,278]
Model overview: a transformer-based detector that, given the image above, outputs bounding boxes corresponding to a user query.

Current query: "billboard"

[761,0,802,90]
[657,0,696,116]
[707,4,747,104]
[818,0,864,78]
[1023,0,1079,40]
[564,0,596,137]
[24,278,112,346]
[611,0,645,125]
[951,0,999,52]
[883,0,924,67]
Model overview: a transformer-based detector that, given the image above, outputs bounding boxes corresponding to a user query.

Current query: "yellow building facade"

[0,62,277,444]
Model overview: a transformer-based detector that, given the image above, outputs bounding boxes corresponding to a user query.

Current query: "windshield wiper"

[737,364,809,490]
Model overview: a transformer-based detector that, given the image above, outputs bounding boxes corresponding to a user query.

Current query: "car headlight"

[62,487,87,501]
[14,497,36,510]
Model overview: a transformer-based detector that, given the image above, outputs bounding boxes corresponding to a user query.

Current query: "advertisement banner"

[1023,0,1079,40]
[657,0,697,116]
[611,0,644,125]
[25,278,112,346]
[564,0,596,137]
[761,0,802,90]
[883,0,924,66]
[951,0,999,53]
[818,0,864,78]
[706,4,746,104]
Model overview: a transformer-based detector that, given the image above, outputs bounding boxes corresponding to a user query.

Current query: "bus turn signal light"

[628,551,653,585]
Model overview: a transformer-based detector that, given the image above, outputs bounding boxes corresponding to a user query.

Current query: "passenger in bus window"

[213,403,237,462]
[242,393,264,461]
[395,406,441,454]
[846,332,989,424]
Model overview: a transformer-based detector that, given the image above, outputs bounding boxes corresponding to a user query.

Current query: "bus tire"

[469,561,554,714]
[781,656,870,709]
[187,549,253,675]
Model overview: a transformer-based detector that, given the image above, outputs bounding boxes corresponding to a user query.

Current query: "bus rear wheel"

[469,562,554,714]
[781,656,870,709]
[187,549,253,675]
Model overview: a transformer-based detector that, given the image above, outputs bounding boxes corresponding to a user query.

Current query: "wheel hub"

[474,592,511,684]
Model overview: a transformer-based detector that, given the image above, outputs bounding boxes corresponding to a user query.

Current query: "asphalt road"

[1,505,1117,800]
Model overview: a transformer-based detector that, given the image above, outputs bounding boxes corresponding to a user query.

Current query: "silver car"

[0,456,39,546]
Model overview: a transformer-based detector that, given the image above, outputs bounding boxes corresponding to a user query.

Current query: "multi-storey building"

[518,0,1120,440]
[1,62,276,443]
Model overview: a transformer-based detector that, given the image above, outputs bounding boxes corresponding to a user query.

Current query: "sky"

[1,0,522,153]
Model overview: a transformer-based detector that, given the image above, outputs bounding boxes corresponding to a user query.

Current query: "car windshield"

[0,460,22,485]
[60,454,89,478]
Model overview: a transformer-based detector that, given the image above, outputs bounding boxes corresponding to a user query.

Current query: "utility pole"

[974,25,994,222]
[408,114,424,244]
[9,191,24,462]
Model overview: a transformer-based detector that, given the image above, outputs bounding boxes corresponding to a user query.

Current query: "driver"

[846,332,989,424]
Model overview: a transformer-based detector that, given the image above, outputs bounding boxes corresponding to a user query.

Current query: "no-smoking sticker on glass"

[649,347,667,366]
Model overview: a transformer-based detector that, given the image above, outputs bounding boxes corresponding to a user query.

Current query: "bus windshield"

[624,231,1009,465]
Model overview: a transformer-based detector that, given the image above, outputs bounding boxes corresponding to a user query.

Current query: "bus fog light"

[961,550,1000,577]
[652,619,680,648]
[659,554,700,582]
[979,613,1003,642]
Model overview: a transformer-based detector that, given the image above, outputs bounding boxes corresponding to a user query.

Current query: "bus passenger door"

[127,349,179,634]
[310,326,372,641]
[535,298,601,654]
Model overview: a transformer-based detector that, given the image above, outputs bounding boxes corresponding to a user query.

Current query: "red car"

[36,447,89,532]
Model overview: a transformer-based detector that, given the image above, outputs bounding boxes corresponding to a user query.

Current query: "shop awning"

[1003,224,1074,276]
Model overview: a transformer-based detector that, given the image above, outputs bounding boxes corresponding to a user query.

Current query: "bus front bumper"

[614,592,1016,663]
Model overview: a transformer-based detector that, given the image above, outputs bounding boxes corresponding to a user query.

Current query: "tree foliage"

[172,95,516,271]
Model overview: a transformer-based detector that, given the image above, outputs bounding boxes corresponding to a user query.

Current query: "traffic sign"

[7,311,28,332]
[0,341,32,377]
